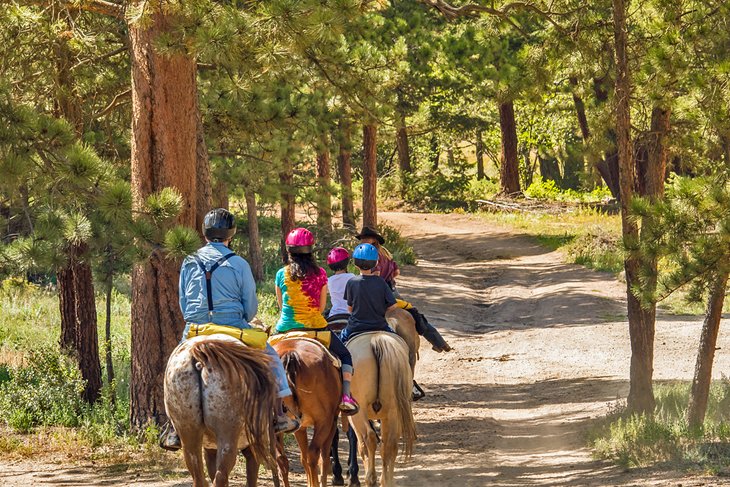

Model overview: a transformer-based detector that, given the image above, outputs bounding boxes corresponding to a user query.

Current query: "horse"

[330,309,419,486]
[346,332,417,487]
[331,309,420,487]
[273,338,342,487]
[164,335,277,487]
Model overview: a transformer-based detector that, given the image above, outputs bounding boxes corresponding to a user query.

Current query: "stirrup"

[412,380,426,402]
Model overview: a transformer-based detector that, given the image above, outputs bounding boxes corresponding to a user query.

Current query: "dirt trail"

[2,211,729,486]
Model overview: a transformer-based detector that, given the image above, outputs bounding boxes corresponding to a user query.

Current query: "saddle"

[269,331,341,369]
[186,323,268,350]
[326,313,350,333]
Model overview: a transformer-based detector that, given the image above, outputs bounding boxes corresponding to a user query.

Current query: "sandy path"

[2,211,728,486]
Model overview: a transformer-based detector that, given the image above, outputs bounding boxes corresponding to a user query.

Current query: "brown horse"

[164,335,277,487]
[347,332,416,487]
[273,338,342,487]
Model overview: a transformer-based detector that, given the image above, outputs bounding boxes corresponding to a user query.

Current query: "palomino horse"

[347,332,417,487]
[331,308,419,487]
[273,338,341,487]
[164,335,277,487]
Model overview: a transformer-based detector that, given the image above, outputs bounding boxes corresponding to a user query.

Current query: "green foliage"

[591,381,730,471]
[525,176,613,202]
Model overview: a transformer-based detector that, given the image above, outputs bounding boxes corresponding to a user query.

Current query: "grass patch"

[477,207,624,274]
[590,381,730,473]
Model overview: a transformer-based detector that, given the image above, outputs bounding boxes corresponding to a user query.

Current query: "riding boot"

[159,422,182,451]
[420,315,452,352]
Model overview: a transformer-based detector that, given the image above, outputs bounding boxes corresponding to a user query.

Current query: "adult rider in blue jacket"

[162,208,300,451]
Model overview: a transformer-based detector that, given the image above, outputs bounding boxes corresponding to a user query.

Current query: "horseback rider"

[272,227,359,414]
[161,209,300,451]
[340,243,399,343]
[325,247,355,330]
[355,226,452,352]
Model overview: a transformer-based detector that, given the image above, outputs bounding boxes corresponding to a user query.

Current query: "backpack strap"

[193,252,237,317]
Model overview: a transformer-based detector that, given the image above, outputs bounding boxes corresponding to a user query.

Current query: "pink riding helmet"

[327,247,350,265]
[286,227,314,253]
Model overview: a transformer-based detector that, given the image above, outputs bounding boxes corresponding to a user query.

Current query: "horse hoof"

[333,476,345,486]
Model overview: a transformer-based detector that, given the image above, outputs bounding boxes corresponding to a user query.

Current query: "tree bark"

[614,0,655,414]
[58,243,102,403]
[212,177,229,210]
[279,159,296,263]
[244,188,264,282]
[129,10,202,429]
[337,122,355,229]
[195,100,212,232]
[687,269,730,428]
[499,100,521,195]
[316,136,332,230]
[570,77,601,189]
[105,281,114,398]
[396,111,411,173]
[476,129,485,180]
[362,124,378,229]
[636,107,670,197]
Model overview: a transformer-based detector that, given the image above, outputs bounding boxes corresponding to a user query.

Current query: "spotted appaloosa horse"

[273,338,342,487]
[164,335,277,487]
[331,308,419,487]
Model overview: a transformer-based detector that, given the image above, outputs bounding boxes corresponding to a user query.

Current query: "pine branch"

[92,89,131,120]
[29,0,125,20]
[418,0,575,34]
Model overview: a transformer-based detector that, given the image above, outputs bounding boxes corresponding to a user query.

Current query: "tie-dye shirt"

[274,266,329,332]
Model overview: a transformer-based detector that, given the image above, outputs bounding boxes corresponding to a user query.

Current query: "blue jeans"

[181,322,292,398]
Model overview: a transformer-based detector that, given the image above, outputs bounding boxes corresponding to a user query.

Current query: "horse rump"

[188,338,278,464]
[370,334,417,458]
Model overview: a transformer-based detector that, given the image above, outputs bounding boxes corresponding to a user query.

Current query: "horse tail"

[370,334,417,458]
[280,350,301,396]
[189,340,277,465]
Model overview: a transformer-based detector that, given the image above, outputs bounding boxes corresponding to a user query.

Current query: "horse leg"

[295,428,315,487]
[347,427,360,487]
[212,430,239,487]
[378,418,398,487]
[242,447,260,487]
[350,414,376,487]
[204,448,217,483]
[314,419,337,487]
[179,430,207,487]
[330,425,344,486]
[276,433,291,487]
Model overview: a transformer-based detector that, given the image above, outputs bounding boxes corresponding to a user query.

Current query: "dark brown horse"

[273,338,342,487]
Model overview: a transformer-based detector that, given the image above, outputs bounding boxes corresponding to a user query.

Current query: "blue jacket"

[179,242,258,328]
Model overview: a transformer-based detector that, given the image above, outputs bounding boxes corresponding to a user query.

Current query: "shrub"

[0,349,86,432]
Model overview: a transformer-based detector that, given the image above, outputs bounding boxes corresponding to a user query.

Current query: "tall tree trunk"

[244,188,264,282]
[58,244,102,403]
[430,134,440,171]
[687,269,730,428]
[316,136,332,230]
[499,100,521,195]
[195,100,212,233]
[212,177,229,210]
[614,0,655,414]
[279,159,295,262]
[337,122,355,229]
[570,77,601,189]
[447,147,455,167]
[396,111,411,173]
[104,280,115,403]
[637,107,670,197]
[129,10,202,429]
[362,124,378,229]
[592,76,622,200]
[476,129,486,180]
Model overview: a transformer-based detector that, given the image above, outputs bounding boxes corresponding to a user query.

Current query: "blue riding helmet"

[353,243,378,261]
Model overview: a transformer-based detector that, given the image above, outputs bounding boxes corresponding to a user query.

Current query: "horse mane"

[189,339,277,465]
[370,334,417,459]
